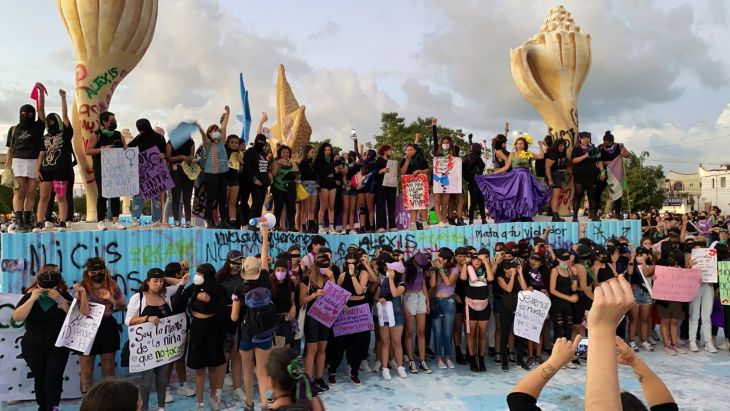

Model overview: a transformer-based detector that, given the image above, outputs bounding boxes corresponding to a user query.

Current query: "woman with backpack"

[214,251,246,404]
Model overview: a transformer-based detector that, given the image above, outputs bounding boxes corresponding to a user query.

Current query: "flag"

[605,156,625,201]
[238,73,252,145]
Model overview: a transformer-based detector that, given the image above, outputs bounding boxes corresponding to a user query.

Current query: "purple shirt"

[436,267,458,295]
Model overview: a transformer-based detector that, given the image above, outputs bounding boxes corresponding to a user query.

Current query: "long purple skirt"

[475,168,551,223]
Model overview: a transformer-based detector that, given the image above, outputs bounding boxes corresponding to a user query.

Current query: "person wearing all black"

[271,145,300,231]
[12,265,84,411]
[595,131,630,219]
[85,111,126,228]
[549,250,577,343]
[313,143,338,233]
[570,131,605,222]
[166,137,196,226]
[399,143,430,230]
[296,145,318,232]
[128,118,167,223]
[544,138,569,222]
[374,145,397,231]
[243,134,272,226]
[224,135,243,227]
[463,138,486,225]
[498,259,529,372]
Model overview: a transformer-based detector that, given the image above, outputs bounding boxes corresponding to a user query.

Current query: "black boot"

[455,346,466,365]
[23,211,33,232]
[572,213,579,223]
[13,211,25,232]
[551,212,565,222]
[468,354,478,372]
[478,355,486,372]
[590,212,600,222]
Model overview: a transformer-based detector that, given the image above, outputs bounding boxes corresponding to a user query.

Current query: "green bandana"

[99,127,115,139]
[37,294,56,312]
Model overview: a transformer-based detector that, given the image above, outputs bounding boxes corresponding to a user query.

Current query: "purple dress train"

[475,162,551,223]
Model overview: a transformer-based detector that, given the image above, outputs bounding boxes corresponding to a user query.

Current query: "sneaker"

[215,388,222,400]
[350,375,362,385]
[177,383,196,397]
[44,221,55,229]
[664,346,678,355]
[409,222,417,230]
[382,368,392,381]
[328,373,337,385]
[676,339,686,347]
[641,341,654,352]
[98,220,109,230]
[57,221,67,232]
[408,360,419,373]
[196,403,205,411]
[397,366,408,379]
[376,228,386,233]
[403,355,410,363]
[389,228,398,232]
[629,341,640,352]
[717,340,730,350]
[445,358,455,369]
[318,227,326,234]
[111,221,126,230]
[32,223,44,233]
[674,345,687,354]
[437,358,447,369]
[689,341,699,352]
[419,361,433,374]
[564,361,577,369]
[233,387,246,404]
[422,222,430,229]
[372,360,382,372]
[360,359,373,373]
[244,403,254,411]
[315,378,329,392]
[648,337,658,346]
[165,389,174,403]
[704,342,718,353]
[209,394,220,411]
[519,362,531,371]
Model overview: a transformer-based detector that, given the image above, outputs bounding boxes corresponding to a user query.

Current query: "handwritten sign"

[128,313,187,373]
[691,248,718,283]
[432,156,462,194]
[138,147,175,200]
[55,300,105,355]
[332,303,374,336]
[651,266,701,302]
[376,301,396,327]
[102,147,139,198]
[307,282,351,327]
[382,159,399,188]
[402,174,429,210]
[719,261,730,305]
[513,291,551,343]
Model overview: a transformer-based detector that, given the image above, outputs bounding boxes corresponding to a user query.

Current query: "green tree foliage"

[308,139,343,157]
[624,151,667,212]
[0,186,12,214]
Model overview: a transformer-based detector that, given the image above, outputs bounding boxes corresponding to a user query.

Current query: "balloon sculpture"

[57,0,159,221]
[269,64,312,160]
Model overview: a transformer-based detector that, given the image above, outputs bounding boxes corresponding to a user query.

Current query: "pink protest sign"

[652,266,701,302]
[307,282,351,327]
[332,304,374,337]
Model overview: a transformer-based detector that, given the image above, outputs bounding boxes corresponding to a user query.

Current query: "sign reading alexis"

[513,290,551,343]
[55,300,105,355]
[651,266,701,302]
[332,303,374,337]
[128,313,187,373]
[307,282,351,328]
[101,147,139,198]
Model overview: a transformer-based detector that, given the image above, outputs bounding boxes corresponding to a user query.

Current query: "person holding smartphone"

[498,259,530,372]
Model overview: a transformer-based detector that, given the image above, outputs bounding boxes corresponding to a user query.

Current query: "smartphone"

[576,337,589,357]
[350,128,357,139]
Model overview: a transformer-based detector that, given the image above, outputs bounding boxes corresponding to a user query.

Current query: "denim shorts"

[392,296,405,326]
[301,180,318,196]
[238,333,273,351]
[632,286,653,305]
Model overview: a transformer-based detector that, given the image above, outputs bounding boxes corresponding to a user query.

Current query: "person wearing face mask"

[128,118,167,225]
[460,252,495,372]
[400,142,430,230]
[570,131,604,222]
[35,89,73,232]
[223,135,242,228]
[243,133,272,228]
[12,265,86,411]
[126,268,189,411]
[270,259,297,347]
[163,261,197,399]
[175,263,228,411]
[429,248,459,369]
[5,84,46,232]
[463,137,487,225]
[85,111,126,229]
[549,250,579,354]
[199,107,231,228]
[595,131,631,219]
[166,128,196,228]
[314,143,338,234]
[79,257,126,394]
[431,118,458,227]
[295,144,318,232]
[571,245,596,358]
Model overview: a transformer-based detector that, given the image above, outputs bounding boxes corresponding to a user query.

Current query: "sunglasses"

[289,254,301,258]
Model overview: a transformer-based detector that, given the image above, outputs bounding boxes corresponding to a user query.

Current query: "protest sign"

[691,248,718,283]
[102,147,139,198]
[402,174,429,210]
[376,301,396,327]
[55,300,105,355]
[128,313,187,373]
[432,156,462,194]
[719,261,730,305]
[637,265,653,295]
[138,147,175,200]
[332,303,374,337]
[0,293,81,401]
[382,159,399,188]
[651,266,701,302]
[513,291,551,343]
[307,282,351,327]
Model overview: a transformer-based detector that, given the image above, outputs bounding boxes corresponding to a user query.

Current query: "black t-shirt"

[7,121,45,159]
[41,126,74,171]
[298,158,317,181]
[596,265,615,283]
[92,130,124,170]
[506,392,678,411]
[168,140,194,165]
[545,150,567,172]
[373,157,388,187]
[128,131,166,154]
[272,279,293,314]
[571,146,599,179]
[499,273,523,312]
[599,143,623,162]
[16,290,73,335]
[399,156,428,175]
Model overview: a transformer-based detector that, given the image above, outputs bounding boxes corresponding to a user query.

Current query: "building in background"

[699,164,730,212]
[663,170,702,213]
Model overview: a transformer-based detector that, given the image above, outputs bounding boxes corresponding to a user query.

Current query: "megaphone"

[249,213,276,229]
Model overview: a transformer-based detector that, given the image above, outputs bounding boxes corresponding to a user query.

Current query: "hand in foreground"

[587,275,635,331]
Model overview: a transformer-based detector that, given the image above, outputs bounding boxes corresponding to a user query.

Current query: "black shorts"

[551,170,568,189]
[40,168,73,183]
[304,314,330,343]
[89,315,120,355]
[467,305,491,321]
[187,316,226,369]
[225,170,240,187]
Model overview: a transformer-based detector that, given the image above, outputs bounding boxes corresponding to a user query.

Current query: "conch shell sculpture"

[510,5,591,150]
[269,65,312,160]
[57,0,159,221]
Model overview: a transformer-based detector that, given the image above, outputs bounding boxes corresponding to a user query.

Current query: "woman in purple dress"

[476,135,551,223]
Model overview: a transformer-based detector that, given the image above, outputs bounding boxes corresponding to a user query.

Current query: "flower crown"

[513,133,534,147]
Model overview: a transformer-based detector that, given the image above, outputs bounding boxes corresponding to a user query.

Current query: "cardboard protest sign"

[513,291,551,343]
[138,146,175,200]
[382,159,399,188]
[376,301,396,327]
[402,174,429,210]
[432,156,462,194]
[651,266,701,302]
[128,313,187,373]
[55,300,105,355]
[102,147,139,198]
[691,248,718,283]
[332,303,374,337]
[307,282,351,327]
[719,261,730,305]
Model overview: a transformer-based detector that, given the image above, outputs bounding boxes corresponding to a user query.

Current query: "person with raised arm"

[86,111,126,230]
[400,138,430,230]
[199,106,230,228]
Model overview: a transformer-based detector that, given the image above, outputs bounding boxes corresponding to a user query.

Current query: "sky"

[1,0,730,173]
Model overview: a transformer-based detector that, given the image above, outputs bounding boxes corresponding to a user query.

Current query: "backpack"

[242,287,279,343]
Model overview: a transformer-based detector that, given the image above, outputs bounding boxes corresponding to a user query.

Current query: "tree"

[309,138,343,157]
[624,151,667,212]
[0,186,12,214]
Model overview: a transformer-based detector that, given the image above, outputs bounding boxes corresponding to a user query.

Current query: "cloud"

[308,21,340,42]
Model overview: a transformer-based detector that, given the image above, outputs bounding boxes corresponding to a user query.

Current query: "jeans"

[432,297,456,357]
[21,332,70,411]
[139,365,169,410]
[94,166,120,220]
[132,195,162,221]
[689,283,715,343]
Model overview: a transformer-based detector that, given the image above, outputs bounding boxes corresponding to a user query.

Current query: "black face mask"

[38,272,61,289]
[19,104,35,127]
[46,113,62,135]
[91,273,106,283]
[107,121,118,131]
